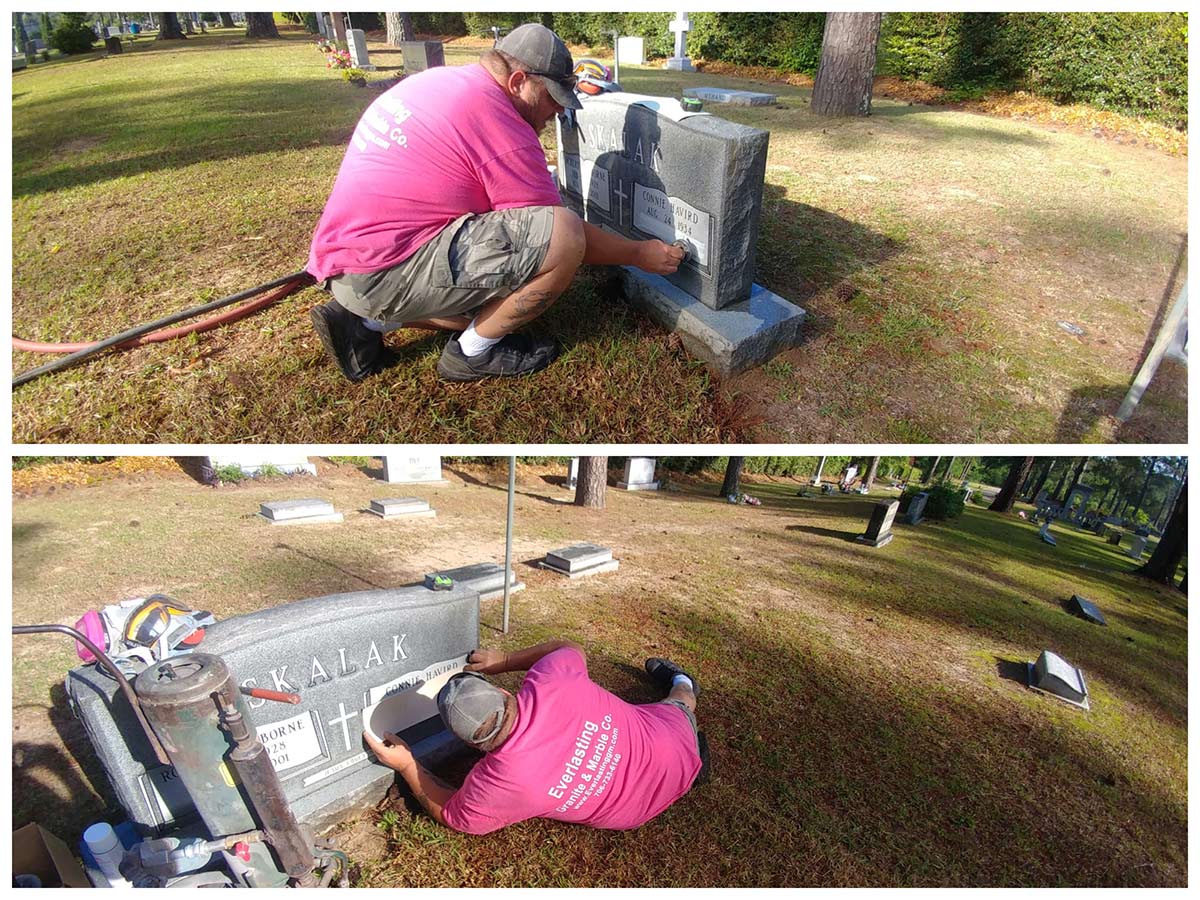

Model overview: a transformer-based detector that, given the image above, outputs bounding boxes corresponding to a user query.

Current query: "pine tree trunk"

[245,12,280,39]
[386,12,415,45]
[811,12,882,117]
[14,13,30,47]
[989,457,1034,513]
[156,13,185,40]
[1136,476,1186,586]
[864,456,881,492]
[720,457,745,497]
[574,457,608,509]
[219,13,235,28]
[1025,458,1055,501]
[1130,458,1158,520]
[1050,458,1076,502]
[1062,458,1089,505]
[331,12,348,46]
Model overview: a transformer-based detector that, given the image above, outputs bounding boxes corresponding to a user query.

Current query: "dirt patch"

[52,136,103,157]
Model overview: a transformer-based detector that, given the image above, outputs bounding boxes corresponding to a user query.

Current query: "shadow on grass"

[443,466,572,507]
[994,656,1031,685]
[272,542,390,590]
[784,523,860,543]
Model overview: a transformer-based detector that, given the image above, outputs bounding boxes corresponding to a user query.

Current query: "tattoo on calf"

[510,289,557,323]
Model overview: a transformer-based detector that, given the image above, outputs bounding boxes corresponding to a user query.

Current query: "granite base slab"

[538,559,621,579]
[616,267,806,376]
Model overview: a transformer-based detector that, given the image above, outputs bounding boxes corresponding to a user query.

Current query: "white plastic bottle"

[82,822,131,887]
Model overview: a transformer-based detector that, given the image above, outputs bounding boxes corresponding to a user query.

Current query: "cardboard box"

[12,822,91,888]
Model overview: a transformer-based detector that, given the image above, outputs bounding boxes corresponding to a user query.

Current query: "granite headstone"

[66,585,479,835]
[347,28,375,70]
[618,457,659,491]
[259,499,343,525]
[1066,594,1107,626]
[857,499,898,548]
[399,40,444,72]
[1027,649,1089,709]
[905,492,928,525]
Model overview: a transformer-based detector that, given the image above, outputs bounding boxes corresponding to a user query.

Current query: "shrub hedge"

[403,11,1184,128]
[879,12,1187,127]
[50,13,97,55]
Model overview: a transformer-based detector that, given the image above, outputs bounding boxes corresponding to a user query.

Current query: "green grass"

[11,460,1187,886]
[11,30,1188,442]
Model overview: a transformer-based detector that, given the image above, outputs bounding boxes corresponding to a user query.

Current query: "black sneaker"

[645,657,701,698]
[309,300,396,383]
[436,333,559,382]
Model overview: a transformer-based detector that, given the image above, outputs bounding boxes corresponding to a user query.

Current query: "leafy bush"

[50,13,97,55]
[690,12,825,73]
[213,464,245,484]
[412,13,467,36]
[342,68,368,86]
[879,11,1187,128]
[300,13,318,34]
[463,11,549,39]
[900,483,966,520]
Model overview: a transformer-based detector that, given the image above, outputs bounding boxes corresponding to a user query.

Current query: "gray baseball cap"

[437,672,509,745]
[496,23,583,110]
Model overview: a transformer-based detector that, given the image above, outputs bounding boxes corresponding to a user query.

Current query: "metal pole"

[609,29,619,84]
[1117,280,1188,421]
[502,457,515,634]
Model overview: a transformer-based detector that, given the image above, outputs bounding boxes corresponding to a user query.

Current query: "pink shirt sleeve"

[476,146,562,211]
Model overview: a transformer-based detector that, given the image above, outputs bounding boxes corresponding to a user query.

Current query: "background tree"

[864,456,881,492]
[811,12,882,116]
[39,12,54,43]
[156,13,185,40]
[720,457,745,497]
[14,12,30,47]
[386,12,415,45]
[219,13,235,28]
[245,12,280,39]
[574,457,608,509]
[988,457,1034,513]
[1062,458,1089,503]
[1136,476,1186,587]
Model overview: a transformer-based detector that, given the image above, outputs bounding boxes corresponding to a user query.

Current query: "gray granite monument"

[1026,649,1090,709]
[857,499,898,547]
[1066,594,1107,626]
[66,585,479,836]
[540,543,620,578]
[664,12,694,71]
[347,28,375,70]
[555,91,805,375]
[259,499,343,525]
[423,562,524,602]
[683,86,777,106]
[399,40,445,72]
[381,454,446,484]
[618,457,660,491]
[904,492,928,526]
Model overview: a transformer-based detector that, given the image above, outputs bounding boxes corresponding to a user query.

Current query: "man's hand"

[464,648,508,675]
[635,239,686,275]
[364,730,415,774]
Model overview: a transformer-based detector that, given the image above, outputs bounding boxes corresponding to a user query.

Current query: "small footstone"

[368,498,435,520]
[1066,594,1107,626]
[259,499,343,525]
[540,543,620,578]
[683,86,778,106]
[425,563,524,601]
[1025,650,1090,709]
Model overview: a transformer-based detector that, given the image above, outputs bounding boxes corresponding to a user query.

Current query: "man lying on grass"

[306,23,684,383]
[363,639,708,833]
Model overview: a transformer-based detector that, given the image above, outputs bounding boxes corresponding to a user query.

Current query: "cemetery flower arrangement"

[325,48,353,70]
[315,38,334,53]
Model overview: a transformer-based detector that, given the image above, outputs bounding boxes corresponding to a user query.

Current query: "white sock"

[671,674,694,692]
[457,321,501,358]
[361,318,402,334]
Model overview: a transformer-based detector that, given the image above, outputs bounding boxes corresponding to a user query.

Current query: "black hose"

[12,269,313,389]
[12,623,171,765]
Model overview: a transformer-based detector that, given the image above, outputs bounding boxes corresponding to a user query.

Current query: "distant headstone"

[683,86,778,106]
[1026,650,1090,709]
[1066,594,1107,626]
[1127,535,1148,559]
[207,452,316,477]
[567,457,579,490]
[347,29,375,70]
[540,543,620,578]
[259,499,343,525]
[618,457,660,491]
[905,492,929,526]
[367,498,435,520]
[1092,522,1107,536]
[399,40,444,72]
[104,36,122,54]
[424,563,524,602]
[665,12,694,71]
[1107,532,1122,546]
[857,500,898,548]
[1038,520,1057,546]
[616,35,645,65]
[381,454,445,484]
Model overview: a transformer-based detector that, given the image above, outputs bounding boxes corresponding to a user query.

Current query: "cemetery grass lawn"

[12,460,1187,886]
[11,34,1189,442]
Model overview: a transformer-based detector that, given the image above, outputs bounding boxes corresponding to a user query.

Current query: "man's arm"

[466,639,584,675]
[581,220,685,275]
[364,731,456,826]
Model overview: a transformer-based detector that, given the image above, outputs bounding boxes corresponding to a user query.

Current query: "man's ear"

[506,68,528,95]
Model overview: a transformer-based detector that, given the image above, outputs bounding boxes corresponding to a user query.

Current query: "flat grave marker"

[1026,649,1090,710]
[683,86,778,106]
[259,499,343,525]
[1066,594,1107,626]
[367,498,435,520]
[424,563,524,602]
[540,543,620,578]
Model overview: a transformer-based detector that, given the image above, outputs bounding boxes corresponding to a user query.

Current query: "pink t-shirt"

[306,63,562,280]
[442,648,702,833]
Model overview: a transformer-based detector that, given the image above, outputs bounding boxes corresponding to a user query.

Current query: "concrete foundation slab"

[616,267,805,376]
[539,559,621,579]
[368,498,435,519]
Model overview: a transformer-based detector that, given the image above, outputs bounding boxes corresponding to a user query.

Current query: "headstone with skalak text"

[66,585,478,836]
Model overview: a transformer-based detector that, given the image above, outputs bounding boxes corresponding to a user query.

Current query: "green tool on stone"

[425,574,453,591]
[680,97,703,112]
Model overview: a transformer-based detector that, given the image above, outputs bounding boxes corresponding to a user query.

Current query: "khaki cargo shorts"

[326,205,556,325]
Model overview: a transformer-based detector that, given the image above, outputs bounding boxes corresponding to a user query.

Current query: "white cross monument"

[665,12,695,72]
